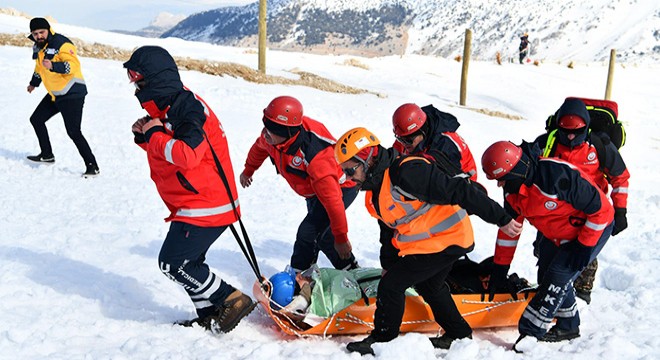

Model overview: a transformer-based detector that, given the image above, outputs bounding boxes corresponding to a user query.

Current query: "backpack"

[446,256,533,295]
[545,97,626,149]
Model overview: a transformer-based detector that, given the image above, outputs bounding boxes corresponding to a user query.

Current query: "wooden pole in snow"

[605,49,616,100]
[460,29,472,106]
[258,0,267,74]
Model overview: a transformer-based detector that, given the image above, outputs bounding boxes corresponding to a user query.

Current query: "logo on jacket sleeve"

[291,156,303,167]
[545,201,558,210]
[587,151,597,162]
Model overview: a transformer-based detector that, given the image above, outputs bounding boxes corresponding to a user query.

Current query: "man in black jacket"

[334,128,522,355]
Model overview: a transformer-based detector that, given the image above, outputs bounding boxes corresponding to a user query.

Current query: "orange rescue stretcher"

[253,280,535,337]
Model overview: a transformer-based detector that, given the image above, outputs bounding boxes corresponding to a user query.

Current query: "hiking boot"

[540,326,580,342]
[27,153,55,163]
[216,290,256,333]
[429,333,472,349]
[176,316,212,329]
[347,335,378,355]
[83,163,100,178]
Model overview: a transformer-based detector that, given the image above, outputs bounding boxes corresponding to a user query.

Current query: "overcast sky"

[2,0,254,31]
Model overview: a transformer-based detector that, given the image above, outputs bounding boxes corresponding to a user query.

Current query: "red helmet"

[481,141,523,180]
[263,96,303,126]
[392,103,427,137]
[127,69,144,83]
[558,114,587,130]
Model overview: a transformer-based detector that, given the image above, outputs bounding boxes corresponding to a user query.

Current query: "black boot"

[540,325,580,342]
[429,333,472,349]
[83,163,100,178]
[347,335,378,356]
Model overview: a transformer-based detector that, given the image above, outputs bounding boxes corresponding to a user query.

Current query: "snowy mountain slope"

[162,0,660,63]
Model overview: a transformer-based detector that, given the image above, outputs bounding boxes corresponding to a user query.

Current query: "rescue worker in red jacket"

[240,96,359,272]
[534,98,630,303]
[124,46,254,333]
[481,141,614,351]
[335,128,522,355]
[392,103,478,181]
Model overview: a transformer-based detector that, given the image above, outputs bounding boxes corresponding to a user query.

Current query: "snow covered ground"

[0,14,659,359]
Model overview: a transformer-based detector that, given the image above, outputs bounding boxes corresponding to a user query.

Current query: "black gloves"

[567,241,594,272]
[487,264,510,301]
[612,207,628,236]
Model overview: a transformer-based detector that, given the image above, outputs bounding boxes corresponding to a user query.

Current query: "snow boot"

[429,333,472,349]
[540,325,580,342]
[346,335,378,355]
[216,290,256,333]
[27,153,55,163]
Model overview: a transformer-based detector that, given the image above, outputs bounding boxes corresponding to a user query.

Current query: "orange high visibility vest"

[365,157,474,256]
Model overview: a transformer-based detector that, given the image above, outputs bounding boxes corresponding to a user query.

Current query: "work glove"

[612,207,628,236]
[487,264,510,301]
[567,241,594,272]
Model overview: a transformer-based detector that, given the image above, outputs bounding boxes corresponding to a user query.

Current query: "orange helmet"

[481,141,523,180]
[392,103,427,137]
[335,127,380,164]
[263,96,303,126]
[558,114,587,130]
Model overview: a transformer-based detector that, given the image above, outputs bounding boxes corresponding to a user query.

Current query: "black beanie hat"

[30,18,50,32]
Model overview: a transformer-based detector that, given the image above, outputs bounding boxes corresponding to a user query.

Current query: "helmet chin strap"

[353,147,375,174]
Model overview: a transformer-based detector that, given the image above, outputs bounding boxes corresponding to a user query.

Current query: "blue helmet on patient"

[269,271,296,310]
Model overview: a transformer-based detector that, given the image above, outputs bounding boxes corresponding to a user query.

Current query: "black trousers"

[30,94,97,165]
[371,250,472,341]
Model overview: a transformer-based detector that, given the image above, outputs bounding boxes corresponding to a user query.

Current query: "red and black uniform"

[124,46,241,318]
[361,146,512,342]
[393,105,478,181]
[535,133,629,209]
[493,143,614,339]
[243,117,358,270]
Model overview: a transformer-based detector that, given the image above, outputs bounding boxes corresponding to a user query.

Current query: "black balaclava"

[556,98,591,148]
[263,118,301,139]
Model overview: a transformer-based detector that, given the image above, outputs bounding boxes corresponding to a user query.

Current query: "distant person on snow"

[391,103,479,182]
[334,128,522,355]
[124,45,255,333]
[25,17,99,177]
[481,141,614,352]
[239,96,360,273]
[519,33,530,64]
[533,98,630,304]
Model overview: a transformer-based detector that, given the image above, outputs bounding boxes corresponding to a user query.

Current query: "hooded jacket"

[493,142,614,266]
[393,105,478,181]
[534,99,630,208]
[28,28,87,101]
[124,46,239,227]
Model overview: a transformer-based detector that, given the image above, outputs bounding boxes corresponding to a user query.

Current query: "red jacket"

[242,116,354,243]
[494,157,614,266]
[137,92,240,227]
[550,141,629,208]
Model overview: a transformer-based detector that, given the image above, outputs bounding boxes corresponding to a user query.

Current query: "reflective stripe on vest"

[176,199,239,218]
[396,209,467,242]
